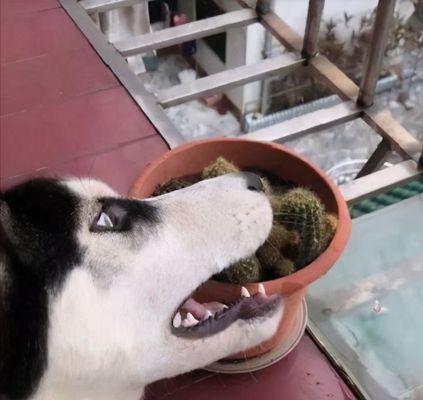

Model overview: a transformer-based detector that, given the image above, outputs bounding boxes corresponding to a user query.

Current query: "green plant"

[272,256,296,279]
[320,212,338,252]
[154,158,339,283]
[223,256,262,284]
[201,156,239,179]
[153,178,192,196]
[256,224,297,279]
[273,188,326,268]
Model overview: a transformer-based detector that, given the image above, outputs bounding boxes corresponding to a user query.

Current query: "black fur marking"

[90,197,159,233]
[0,179,82,399]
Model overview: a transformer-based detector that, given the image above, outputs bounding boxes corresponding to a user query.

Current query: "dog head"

[0,176,283,400]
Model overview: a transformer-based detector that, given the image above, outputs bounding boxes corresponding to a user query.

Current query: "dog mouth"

[171,284,281,338]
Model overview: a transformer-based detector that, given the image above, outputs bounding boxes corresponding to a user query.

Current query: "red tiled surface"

[0,1,356,398]
[1,8,86,64]
[0,1,164,194]
[0,0,59,17]
[146,336,355,400]
[86,135,169,194]
[1,45,119,115]
[2,135,168,195]
[1,87,158,179]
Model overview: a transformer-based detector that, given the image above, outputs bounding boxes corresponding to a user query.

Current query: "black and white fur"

[0,175,283,400]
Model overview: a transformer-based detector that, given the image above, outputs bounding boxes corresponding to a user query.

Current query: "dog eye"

[91,211,115,232]
[97,212,114,228]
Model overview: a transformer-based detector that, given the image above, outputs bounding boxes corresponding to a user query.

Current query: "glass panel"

[307,194,423,400]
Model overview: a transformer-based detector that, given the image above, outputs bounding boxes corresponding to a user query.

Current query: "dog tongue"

[181,298,207,320]
[181,298,227,320]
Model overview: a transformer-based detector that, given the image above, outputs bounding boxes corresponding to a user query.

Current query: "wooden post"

[302,0,325,59]
[358,0,396,107]
[256,0,272,15]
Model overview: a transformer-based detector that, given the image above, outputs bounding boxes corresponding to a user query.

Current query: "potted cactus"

[130,138,351,359]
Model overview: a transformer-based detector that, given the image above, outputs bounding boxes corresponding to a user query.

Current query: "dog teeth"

[241,286,251,298]
[203,310,213,320]
[258,283,266,295]
[182,312,199,328]
[172,312,182,328]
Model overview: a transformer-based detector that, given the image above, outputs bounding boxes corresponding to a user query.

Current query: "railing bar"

[60,0,186,148]
[302,0,325,58]
[115,8,258,57]
[341,160,422,205]
[243,101,362,142]
[355,139,390,179]
[358,0,396,106]
[362,109,423,162]
[80,0,142,14]
[157,55,302,108]
[246,6,422,161]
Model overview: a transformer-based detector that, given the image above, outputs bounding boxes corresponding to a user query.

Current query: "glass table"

[307,193,423,400]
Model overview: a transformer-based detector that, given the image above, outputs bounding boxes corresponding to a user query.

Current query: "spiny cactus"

[261,176,273,196]
[272,257,296,278]
[256,224,298,278]
[257,242,295,279]
[273,188,326,269]
[320,212,338,252]
[223,255,262,284]
[153,178,192,196]
[201,157,239,179]
[153,158,338,283]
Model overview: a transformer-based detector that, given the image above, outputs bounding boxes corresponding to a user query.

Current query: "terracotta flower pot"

[130,138,351,359]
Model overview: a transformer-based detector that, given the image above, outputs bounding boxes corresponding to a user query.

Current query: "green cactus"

[272,257,296,278]
[320,212,338,252]
[223,255,262,284]
[273,188,326,269]
[202,157,239,179]
[256,224,297,278]
[153,178,192,196]
[261,176,274,196]
[155,160,337,282]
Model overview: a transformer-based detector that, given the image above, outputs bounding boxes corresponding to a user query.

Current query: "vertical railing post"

[256,0,272,16]
[358,0,396,107]
[302,0,325,59]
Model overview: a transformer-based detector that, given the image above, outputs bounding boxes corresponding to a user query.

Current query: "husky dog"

[0,174,283,400]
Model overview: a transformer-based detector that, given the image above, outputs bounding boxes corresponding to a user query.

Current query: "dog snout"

[242,172,264,193]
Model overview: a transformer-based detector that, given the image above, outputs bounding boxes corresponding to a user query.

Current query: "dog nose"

[244,172,264,192]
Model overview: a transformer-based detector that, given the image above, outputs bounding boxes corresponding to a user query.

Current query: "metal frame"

[115,8,258,56]
[244,101,362,143]
[358,0,396,107]
[157,54,303,107]
[61,0,423,201]
[62,0,422,197]
[61,0,187,148]
[302,0,325,59]
[79,0,144,14]
[59,1,422,398]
